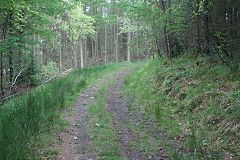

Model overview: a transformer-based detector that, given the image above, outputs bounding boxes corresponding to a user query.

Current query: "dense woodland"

[0,0,240,100]
[0,0,240,159]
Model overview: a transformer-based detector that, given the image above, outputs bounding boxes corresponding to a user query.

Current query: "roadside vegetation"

[124,55,240,159]
[0,62,130,160]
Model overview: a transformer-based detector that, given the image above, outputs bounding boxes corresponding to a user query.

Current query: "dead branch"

[10,68,26,91]
[0,94,17,104]
[39,75,58,87]
[61,69,72,76]
[141,52,149,60]
[39,68,73,88]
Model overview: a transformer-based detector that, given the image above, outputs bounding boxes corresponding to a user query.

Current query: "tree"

[60,3,95,69]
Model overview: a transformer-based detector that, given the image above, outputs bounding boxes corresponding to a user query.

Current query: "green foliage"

[0,0,73,93]
[117,0,191,57]
[38,61,60,82]
[0,62,129,159]
[17,56,41,87]
[124,56,240,158]
[61,3,95,43]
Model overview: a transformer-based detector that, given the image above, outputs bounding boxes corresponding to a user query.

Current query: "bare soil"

[106,69,145,160]
[57,86,98,160]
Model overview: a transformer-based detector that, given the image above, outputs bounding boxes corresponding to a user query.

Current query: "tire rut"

[57,87,99,160]
[106,68,145,160]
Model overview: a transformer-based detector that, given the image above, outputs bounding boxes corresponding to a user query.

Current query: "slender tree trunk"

[95,31,98,65]
[0,51,3,96]
[0,17,7,96]
[115,22,119,62]
[166,31,171,58]
[9,53,13,83]
[203,0,210,55]
[195,0,201,57]
[113,23,116,62]
[105,24,108,64]
[120,32,123,55]
[83,6,88,66]
[80,39,84,69]
[59,36,62,71]
[127,30,131,62]
[229,6,234,58]
[71,45,75,70]
[92,39,95,65]
[28,34,34,87]
[9,16,14,83]
[158,0,172,59]
[18,30,24,72]
[75,45,78,69]
[84,38,87,66]
[40,36,44,68]
[8,34,13,83]
[154,31,161,56]
[167,0,172,58]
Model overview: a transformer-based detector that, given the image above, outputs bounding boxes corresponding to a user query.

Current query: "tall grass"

[0,62,130,159]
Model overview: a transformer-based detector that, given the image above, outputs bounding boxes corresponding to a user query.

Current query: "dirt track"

[57,67,169,160]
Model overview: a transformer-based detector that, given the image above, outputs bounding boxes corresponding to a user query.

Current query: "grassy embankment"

[124,55,240,159]
[0,62,131,160]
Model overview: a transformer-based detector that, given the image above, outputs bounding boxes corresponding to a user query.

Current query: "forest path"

[57,66,169,160]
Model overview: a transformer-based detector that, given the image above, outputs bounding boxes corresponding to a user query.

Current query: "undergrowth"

[124,55,240,159]
[0,62,131,159]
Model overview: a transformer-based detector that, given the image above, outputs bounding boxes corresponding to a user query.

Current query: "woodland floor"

[55,67,175,160]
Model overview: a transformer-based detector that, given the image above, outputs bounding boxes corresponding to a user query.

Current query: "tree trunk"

[18,30,24,72]
[80,39,84,69]
[95,31,98,65]
[105,24,108,64]
[84,38,87,66]
[203,0,210,55]
[127,31,131,62]
[0,18,7,96]
[158,0,172,59]
[115,22,119,62]
[0,51,3,96]
[164,29,171,58]
[9,19,14,83]
[59,35,62,71]
[195,0,201,57]
[9,53,13,83]
[71,45,75,70]
[92,39,95,65]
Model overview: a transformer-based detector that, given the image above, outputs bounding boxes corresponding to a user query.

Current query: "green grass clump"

[0,62,131,159]
[124,55,240,159]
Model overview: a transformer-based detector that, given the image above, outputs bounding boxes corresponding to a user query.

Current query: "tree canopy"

[1,0,239,97]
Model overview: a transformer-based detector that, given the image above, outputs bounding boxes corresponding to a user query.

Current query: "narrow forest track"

[56,67,170,160]
[106,69,145,160]
[106,69,169,160]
